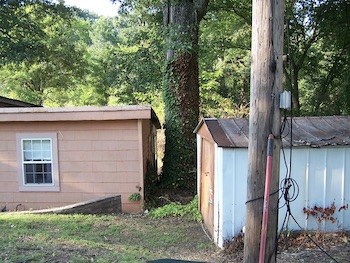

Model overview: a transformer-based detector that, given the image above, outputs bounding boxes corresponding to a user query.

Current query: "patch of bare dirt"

[146,190,350,262]
[220,231,350,263]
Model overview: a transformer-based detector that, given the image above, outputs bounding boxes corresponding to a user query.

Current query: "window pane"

[42,150,51,161]
[44,173,52,183]
[32,151,41,161]
[24,151,32,161]
[25,173,34,184]
[35,173,44,183]
[44,163,52,172]
[24,164,34,183]
[24,164,34,173]
[42,140,51,151]
[32,140,41,150]
[23,140,32,150]
[35,164,43,172]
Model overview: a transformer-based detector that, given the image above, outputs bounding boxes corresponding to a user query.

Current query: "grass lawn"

[0,213,220,263]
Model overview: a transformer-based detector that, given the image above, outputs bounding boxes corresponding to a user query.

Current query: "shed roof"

[0,105,161,129]
[0,96,41,108]
[195,116,350,148]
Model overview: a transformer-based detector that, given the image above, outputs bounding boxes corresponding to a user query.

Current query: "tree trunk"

[244,0,284,262]
[161,0,208,190]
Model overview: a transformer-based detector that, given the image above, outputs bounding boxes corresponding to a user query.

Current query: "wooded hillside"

[1,0,349,190]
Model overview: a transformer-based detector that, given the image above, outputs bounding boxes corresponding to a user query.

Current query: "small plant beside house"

[129,193,141,201]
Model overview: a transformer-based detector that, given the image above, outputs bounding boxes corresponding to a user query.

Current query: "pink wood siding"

[0,119,147,213]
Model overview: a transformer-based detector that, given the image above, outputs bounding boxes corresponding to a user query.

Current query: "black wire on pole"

[275,17,341,262]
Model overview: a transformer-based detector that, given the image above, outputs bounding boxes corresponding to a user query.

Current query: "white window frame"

[16,133,60,192]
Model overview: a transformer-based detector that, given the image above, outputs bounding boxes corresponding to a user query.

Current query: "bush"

[148,195,202,222]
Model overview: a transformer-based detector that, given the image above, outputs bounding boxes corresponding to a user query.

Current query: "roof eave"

[0,105,161,125]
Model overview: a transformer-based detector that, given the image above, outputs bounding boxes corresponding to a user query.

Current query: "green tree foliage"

[0,0,349,191]
[284,0,350,115]
[0,0,89,105]
[200,0,350,117]
[199,1,251,118]
[0,1,164,108]
[0,9,88,106]
[0,0,76,65]
[107,10,163,106]
[84,9,164,109]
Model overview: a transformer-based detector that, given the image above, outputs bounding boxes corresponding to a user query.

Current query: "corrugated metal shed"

[195,115,350,248]
[200,116,350,148]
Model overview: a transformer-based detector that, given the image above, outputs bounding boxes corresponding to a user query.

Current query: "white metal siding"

[344,148,350,229]
[214,146,350,248]
[280,147,350,232]
[217,148,248,247]
[213,145,222,246]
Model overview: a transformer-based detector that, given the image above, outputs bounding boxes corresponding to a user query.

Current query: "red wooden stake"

[259,134,274,263]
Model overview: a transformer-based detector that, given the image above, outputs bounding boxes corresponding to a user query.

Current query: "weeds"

[128,193,141,201]
[303,202,349,229]
[148,195,202,222]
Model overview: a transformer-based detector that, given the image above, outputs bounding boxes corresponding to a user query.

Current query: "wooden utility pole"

[244,0,285,262]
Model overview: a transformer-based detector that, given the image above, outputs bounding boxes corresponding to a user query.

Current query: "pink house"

[0,105,160,213]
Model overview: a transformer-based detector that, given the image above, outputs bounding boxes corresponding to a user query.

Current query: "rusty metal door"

[200,138,214,237]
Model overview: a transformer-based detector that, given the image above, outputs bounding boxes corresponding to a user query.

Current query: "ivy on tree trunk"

[161,0,208,190]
